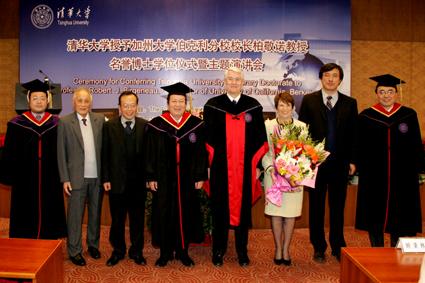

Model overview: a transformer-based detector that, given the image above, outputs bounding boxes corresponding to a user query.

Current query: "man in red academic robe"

[203,67,268,267]
[0,79,67,239]
[355,74,424,247]
[145,82,208,267]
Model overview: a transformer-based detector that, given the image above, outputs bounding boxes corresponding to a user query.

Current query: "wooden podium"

[0,238,63,283]
[341,247,423,283]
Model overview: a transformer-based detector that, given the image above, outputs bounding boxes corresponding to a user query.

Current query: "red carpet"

[0,218,384,282]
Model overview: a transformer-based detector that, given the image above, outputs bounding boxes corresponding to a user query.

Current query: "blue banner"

[20,0,351,119]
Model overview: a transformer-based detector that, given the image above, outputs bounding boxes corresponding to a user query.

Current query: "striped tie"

[326,96,333,110]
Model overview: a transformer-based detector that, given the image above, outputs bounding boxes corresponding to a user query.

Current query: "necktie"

[35,115,42,121]
[82,118,87,126]
[326,96,333,110]
[125,121,132,134]
[232,100,237,105]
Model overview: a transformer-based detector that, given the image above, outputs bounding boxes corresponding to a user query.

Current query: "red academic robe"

[204,94,268,229]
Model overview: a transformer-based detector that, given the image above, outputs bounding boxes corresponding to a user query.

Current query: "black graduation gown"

[203,94,268,229]
[0,112,67,239]
[355,104,424,235]
[144,112,208,252]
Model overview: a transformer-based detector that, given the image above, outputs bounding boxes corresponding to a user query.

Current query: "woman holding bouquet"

[262,92,307,266]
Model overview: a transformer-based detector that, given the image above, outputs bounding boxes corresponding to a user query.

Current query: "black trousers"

[108,185,146,257]
[368,225,417,247]
[309,162,348,254]
[212,225,249,257]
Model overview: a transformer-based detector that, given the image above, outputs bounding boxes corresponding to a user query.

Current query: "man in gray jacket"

[57,87,104,266]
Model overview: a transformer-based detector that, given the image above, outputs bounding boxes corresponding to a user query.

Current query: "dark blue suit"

[101,116,148,257]
[299,90,358,256]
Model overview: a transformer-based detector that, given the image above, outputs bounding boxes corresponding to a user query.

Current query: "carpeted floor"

[0,218,385,282]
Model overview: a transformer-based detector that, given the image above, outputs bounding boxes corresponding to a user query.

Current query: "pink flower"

[286,164,299,175]
[270,123,329,191]
[275,158,286,170]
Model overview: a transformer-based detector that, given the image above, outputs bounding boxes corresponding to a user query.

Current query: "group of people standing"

[0,64,423,270]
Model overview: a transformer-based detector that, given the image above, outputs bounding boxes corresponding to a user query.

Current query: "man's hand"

[349,163,356,175]
[195,181,204,190]
[148,181,158,191]
[103,182,111,191]
[63,182,72,196]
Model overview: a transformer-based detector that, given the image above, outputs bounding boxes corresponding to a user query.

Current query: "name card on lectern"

[396,237,425,253]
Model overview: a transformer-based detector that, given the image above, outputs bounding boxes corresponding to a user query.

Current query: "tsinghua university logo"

[31,4,54,29]
[57,5,92,26]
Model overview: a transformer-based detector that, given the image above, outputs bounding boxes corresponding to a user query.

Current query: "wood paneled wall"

[1,0,425,229]
[352,0,425,42]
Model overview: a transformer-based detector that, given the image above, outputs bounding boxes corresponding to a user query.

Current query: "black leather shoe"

[313,251,325,263]
[273,258,282,265]
[238,253,250,267]
[212,252,224,266]
[70,253,86,266]
[106,253,124,266]
[88,247,101,259]
[331,251,341,262]
[155,256,169,267]
[130,254,146,265]
[179,254,195,267]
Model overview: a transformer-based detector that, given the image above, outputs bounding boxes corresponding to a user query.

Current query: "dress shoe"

[313,251,325,263]
[70,253,86,266]
[178,254,195,267]
[87,246,101,259]
[331,250,341,262]
[238,253,250,267]
[129,254,146,265]
[273,258,283,265]
[155,256,169,267]
[212,252,224,266]
[281,258,292,266]
[106,253,124,266]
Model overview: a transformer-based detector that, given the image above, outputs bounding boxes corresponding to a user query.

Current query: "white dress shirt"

[77,113,97,178]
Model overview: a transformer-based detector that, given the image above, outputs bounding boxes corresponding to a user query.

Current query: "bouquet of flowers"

[266,123,329,206]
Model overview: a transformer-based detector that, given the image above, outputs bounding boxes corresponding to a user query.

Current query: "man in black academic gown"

[145,82,208,267]
[0,79,67,239]
[203,67,268,267]
[355,74,424,247]
[102,91,148,266]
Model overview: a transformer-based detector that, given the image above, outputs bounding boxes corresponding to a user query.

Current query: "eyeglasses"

[226,77,242,82]
[378,90,396,95]
[122,104,137,109]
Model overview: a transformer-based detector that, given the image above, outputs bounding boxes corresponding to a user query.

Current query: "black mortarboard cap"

[369,74,405,88]
[21,79,52,94]
[160,82,193,99]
